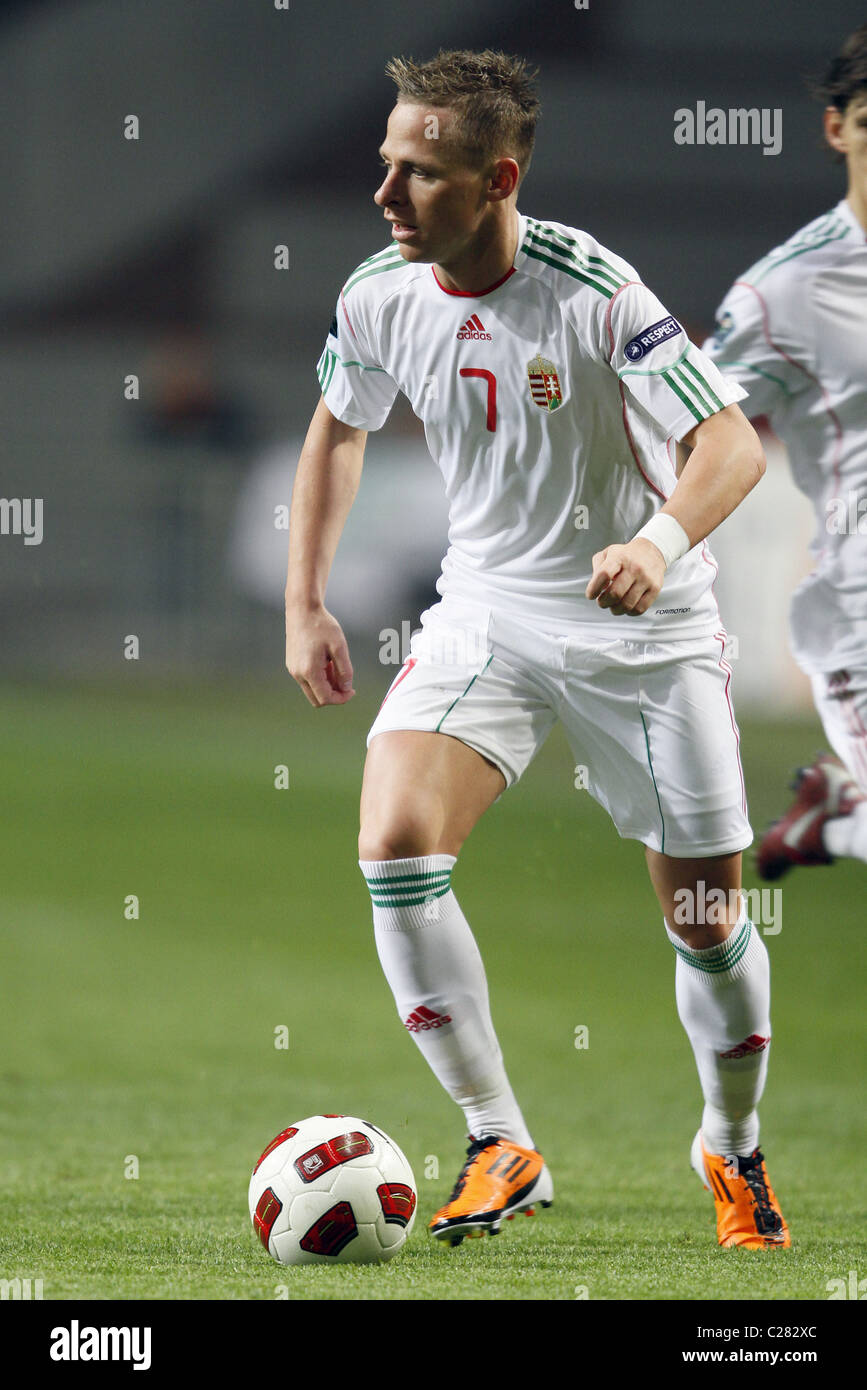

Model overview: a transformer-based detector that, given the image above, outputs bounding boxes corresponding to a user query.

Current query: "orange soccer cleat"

[691,1130,791,1250]
[430,1135,553,1246]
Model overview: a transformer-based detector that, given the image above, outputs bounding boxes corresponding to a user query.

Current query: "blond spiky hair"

[385,49,541,180]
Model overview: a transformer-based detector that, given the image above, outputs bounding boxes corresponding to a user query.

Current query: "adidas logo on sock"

[456,314,492,340]
[404,1004,453,1032]
[720,1033,770,1060]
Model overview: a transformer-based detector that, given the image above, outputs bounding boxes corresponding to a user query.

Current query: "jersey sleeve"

[701,278,810,422]
[315,287,399,431]
[604,282,747,439]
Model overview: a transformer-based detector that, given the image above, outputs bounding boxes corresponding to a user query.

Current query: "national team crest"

[527,354,563,411]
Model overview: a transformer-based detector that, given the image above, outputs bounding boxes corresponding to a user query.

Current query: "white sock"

[360,854,535,1149]
[665,910,771,1156]
[823,801,867,862]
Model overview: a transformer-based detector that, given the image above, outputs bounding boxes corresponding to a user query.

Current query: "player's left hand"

[585,538,666,616]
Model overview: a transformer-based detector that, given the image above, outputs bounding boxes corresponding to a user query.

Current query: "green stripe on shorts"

[435,656,494,733]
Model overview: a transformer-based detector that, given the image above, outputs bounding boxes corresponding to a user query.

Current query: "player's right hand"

[285,601,355,707]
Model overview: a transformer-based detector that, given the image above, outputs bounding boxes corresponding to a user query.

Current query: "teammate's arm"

[586,403,765,616]
[285,395,367,706]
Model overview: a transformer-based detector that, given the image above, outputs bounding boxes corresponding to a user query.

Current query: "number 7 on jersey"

[459,367,497,433]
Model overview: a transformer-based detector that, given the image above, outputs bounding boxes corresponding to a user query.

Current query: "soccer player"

[704,24,867,878]
[286,50,789,1249]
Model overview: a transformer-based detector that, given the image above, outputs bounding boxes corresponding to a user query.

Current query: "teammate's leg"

[647,848,788,1247]
[757,670,867,876]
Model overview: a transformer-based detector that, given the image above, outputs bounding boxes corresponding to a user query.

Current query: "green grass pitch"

[0,677,864,1301]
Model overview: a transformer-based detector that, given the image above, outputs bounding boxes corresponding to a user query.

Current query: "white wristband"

[632,512,691,570]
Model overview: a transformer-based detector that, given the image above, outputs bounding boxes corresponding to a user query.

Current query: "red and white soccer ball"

[248,1114,418,1265]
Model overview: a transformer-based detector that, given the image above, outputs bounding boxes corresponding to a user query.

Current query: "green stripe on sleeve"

[524,223,626,294]
[522,245,618,299]
[679,355,724,412]
[714,359,793,396]
[343,251,405,296]
[662,369,705,423]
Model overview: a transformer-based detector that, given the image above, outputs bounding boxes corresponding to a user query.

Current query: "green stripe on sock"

[364,867,453,909]
[672,918,753,974]
[367,884,452,908]
[363,870,452,887]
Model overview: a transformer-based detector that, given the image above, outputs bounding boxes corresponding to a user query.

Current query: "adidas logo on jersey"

[456,314,492,340]
[404,1004,452,1032]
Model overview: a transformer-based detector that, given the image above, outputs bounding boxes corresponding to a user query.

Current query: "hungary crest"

[527,354,563,411]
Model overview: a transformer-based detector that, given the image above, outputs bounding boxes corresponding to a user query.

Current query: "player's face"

[825,93,867,196]
[374,103,497,266]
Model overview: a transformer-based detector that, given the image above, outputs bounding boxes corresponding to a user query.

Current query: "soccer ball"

[248,1114,417,1265]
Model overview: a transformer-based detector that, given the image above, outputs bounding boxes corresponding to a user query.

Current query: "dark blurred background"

[0,0,861,702]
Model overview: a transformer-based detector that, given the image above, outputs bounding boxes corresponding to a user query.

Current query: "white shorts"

[367,595,752,859]
[811,667,867,790]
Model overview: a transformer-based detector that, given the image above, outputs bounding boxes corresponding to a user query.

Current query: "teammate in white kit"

[705,24,867,877]
[286,50,789,1248]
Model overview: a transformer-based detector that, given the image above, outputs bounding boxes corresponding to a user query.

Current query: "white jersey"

[318,211,746,638]
[703,199,867,675]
